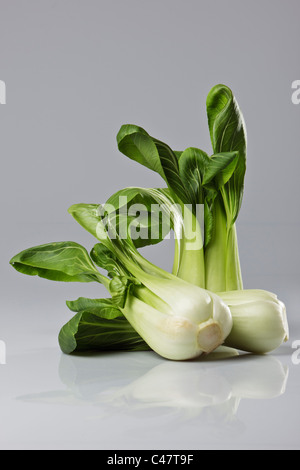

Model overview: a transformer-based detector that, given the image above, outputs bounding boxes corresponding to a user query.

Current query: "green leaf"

[174,150,183,160]
[117,125,188,203]
[178,149,238,247]
[106,187,172,248]
[91,243,128,278]
[59,300,149,354]
[106,186,150,209]
[152,138,189,203]
[203,198,214,247]
[10,242,101,283]
[106,186,169,214]
[117,125,165,179]
[206,84,247,224]
[198,189,217,249]
[203,151,239,190]
[178,147,210,205]
[68,203,109,245]
[66,297,123,317]
[109,276,133,308]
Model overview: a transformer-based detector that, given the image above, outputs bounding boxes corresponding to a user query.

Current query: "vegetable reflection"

[17,350,288,433]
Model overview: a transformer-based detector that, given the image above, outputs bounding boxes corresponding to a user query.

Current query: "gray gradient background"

[0,0,300,450]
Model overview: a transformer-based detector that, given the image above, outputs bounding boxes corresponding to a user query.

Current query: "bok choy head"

[9,195,233,360]
[66,201,233,360]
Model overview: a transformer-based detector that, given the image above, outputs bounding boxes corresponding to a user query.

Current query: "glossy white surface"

[0,332,299,450]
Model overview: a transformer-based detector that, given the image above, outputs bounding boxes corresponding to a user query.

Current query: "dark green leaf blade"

[10,242,100,283]
[91,243,128,278]
[206,84,247,224]
[117,125,165,179]
[203,151,239,189]
[207,84,247,159]
[178,147,210,205]
[106,187,172,248]
[174,150,183,160]
[117,125,188,203]
[152,138,189,203]
[109,276,133,308]
[203,190,218,247]
[59,308,150,354]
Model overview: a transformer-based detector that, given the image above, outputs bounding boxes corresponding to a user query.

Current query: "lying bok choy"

[10,200,233,360]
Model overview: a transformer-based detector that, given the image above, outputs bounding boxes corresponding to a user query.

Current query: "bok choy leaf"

[59,298,150,354]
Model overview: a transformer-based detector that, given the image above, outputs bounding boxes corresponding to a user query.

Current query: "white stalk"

[121,283,233,361]
[219,289,289,353]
